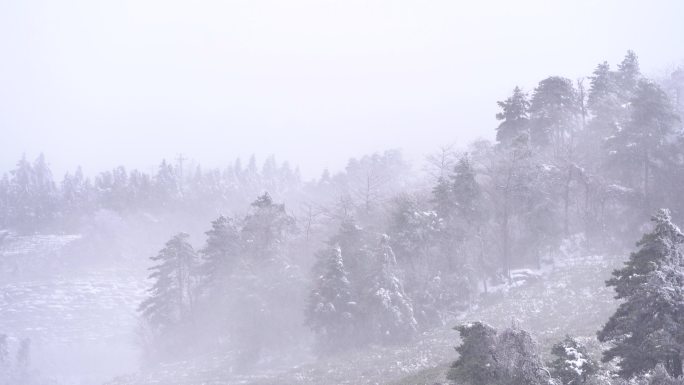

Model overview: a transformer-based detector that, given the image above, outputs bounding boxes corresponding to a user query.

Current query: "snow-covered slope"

[107,254,622,385]
[0,233,148,385]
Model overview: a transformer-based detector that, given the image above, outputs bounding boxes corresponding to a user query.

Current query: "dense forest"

[2,50,684,385]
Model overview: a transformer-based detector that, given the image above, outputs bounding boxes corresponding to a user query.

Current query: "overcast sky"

[1,0,683,179]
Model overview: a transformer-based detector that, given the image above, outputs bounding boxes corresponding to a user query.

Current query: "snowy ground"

[0,233,148,385]
[0,231,622,385]
[106,254,623,385]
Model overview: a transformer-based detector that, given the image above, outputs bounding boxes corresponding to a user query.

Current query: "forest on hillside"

[2,51,684,385]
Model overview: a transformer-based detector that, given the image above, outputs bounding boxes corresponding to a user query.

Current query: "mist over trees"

[2,50,684,383]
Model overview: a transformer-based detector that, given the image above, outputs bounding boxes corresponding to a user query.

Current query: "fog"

[2,0,683,177]
[2,2,684,385]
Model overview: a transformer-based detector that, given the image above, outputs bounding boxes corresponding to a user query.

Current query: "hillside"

[0,232,148,385]
[107,253,623,385]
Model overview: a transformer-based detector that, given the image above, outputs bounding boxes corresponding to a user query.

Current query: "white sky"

[1,0,683,179]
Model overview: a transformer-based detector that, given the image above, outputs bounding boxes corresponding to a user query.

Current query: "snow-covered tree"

[549,336,598,385]
[529,76,580,155]
[496,86,531,146]
[448,322,552,385]
[362,235,417,343]
[598,209,684,378]
[306,245,356,353]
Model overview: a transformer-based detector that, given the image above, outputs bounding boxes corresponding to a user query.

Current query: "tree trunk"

[502,205,510,282]
[563,165,572,237]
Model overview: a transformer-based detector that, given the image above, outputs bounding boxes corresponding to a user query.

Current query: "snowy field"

[0,233,147,385]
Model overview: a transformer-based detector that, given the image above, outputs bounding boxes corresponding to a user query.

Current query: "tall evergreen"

[617,50,641,97]
[431,175,455,221]
[586,61,620,138]
[196,215,241,298]
[241,192,296,260]
[448,322,500,385]
[450,154,482,224]
[305,245,356,353]
[606,80,680,206]
[139,233,198,334]
[529,76,579,155]
[362,235,417,343]
[496,86,531,145]
[598,209,684,378]
[548,336,598,385]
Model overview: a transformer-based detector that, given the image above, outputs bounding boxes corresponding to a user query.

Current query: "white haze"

[1,0,683,177]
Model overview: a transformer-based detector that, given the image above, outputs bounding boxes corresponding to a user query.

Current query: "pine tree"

[605,80,680,208]
[388,194,440,270]
[586,61,621,142]
[329,219,373,285]
[31,153,57,222]
[598,209,684,378]
[154,159,180,205]
[549,336,598,385]
[529,76,579,155]
[447,322,500,385]
[431,176,455,220]
[241,193,296,260]
[8,155,35,230]
[306,245,356,353]
[362,235,417,344]
[196,215,241,298]
[496,326,551,385]
[617,50,641,97]
[450,154,482,224]
[488,135,536,279]
[496,86,531,145]
[139,233,198,336]
[448,322,552,385]
[577,61,621,176]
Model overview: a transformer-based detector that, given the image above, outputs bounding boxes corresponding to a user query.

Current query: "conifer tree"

[617,50,641,97]
[606,80,680,207]
[362,235,417,343]
[139,233,198,335]
[448,322,500,385]
[196,215,241,298]
[448,322,551,385]
[529,76,579,155]
[306,245,356,353]
[496,86,531,146]
[598,209,684,378]
[154,159,180,205]
[241,192,296,260]
[549,336,598,385]
[450,154,482,224]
